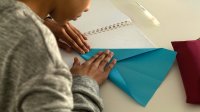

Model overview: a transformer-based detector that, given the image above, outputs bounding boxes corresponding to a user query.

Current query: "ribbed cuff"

[72,76,100,96]
[72,76,103,111]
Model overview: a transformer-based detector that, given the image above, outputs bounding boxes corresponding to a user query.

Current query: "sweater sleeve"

[18,72,103,112]
[14,20,104,112]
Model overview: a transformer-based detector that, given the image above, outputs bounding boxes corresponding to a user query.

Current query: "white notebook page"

[87,24,155,48]
[70,0,132,33]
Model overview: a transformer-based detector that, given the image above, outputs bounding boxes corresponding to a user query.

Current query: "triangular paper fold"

[81,48,176,106]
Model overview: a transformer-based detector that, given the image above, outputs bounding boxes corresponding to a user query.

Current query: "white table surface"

[99,0,200,112]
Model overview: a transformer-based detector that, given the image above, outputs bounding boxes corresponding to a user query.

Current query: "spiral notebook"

[70,0,155,48]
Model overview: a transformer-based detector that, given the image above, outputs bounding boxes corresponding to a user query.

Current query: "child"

[0,0,117,112]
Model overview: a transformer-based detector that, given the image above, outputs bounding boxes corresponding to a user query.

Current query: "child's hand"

[70,50,117,85]
[44,18,90,54]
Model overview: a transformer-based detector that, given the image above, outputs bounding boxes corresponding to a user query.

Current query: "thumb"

[73,57,80,67]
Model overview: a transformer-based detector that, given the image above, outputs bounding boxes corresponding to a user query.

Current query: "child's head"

[51,0,91,22]
[19,0,91,23]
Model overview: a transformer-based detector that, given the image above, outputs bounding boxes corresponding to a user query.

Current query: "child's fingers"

[92,50,110,67]
[68,23,90,50]
[69,23,88,40]
[64,24,89,53]
[105,59,117,74]
[99,52,113,69]
[82,40,91,50]
[84,51,103,65]
[61,31,85,54]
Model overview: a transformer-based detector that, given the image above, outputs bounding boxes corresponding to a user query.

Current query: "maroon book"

[172,40,200,104]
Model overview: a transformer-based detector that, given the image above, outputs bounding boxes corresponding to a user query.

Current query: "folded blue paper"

[81,48,176,106]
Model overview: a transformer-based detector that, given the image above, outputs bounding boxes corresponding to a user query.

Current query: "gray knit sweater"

[0,1,103,112]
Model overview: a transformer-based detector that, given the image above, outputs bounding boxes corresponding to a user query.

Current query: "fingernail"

[84,36,88,40]
[86,48,90,52]
[110,53,113,58]
[84,47,89,52]
[110,52,114,56]
[81,51,85,54]
[106,49,110,54]
[114,59,117,63]
[112,51,114,55]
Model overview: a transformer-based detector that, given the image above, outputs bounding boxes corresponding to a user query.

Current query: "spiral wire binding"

[84,19,132,36]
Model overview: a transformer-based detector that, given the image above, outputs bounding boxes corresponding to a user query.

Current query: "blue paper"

[81,48,176,106]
